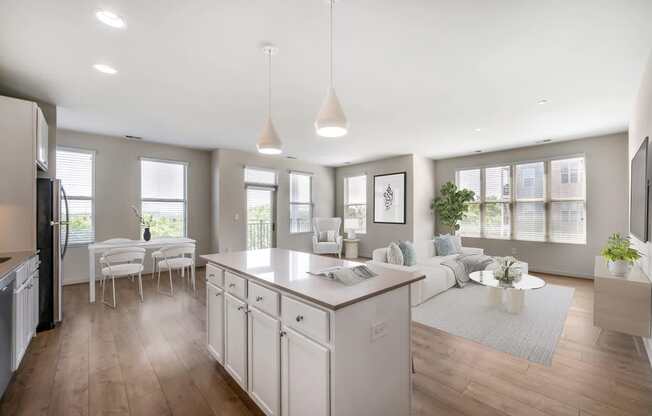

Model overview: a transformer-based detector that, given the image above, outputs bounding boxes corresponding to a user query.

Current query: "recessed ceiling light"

[93,64,117,74]
[96,10,126,28]
[537,99,549,105]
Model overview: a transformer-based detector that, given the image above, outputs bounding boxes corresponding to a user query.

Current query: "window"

[245,167,277,186]
[456,156,586,244]
[140,158,187,238]
[56,148,95,245]
[343,175,367,234]
[289,172,312,233]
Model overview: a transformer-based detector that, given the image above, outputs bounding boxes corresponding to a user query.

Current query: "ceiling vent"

[536,139,553,144]
[124,135,142,141]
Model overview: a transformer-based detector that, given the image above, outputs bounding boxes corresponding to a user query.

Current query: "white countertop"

[200,248,425,310]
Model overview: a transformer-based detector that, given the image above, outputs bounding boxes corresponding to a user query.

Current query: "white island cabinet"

[202,248,424,416]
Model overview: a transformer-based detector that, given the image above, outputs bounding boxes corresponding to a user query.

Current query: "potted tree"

[431,182,476,234]
[600,233,640,276]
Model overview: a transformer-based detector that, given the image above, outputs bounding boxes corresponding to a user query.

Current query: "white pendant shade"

[315,86,348,138]
[256,117,282,155]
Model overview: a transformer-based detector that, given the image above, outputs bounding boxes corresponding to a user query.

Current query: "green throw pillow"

[398,241,417,266]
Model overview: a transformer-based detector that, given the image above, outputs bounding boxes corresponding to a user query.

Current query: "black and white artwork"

[374,172,406,224]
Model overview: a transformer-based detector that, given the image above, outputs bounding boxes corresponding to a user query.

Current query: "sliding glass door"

[246,187,276,250]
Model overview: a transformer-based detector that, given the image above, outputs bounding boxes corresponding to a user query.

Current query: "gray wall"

[212,148,335,254]
[434,133,629,278]
[630,52,652,277]
[335,155,415,258]
[57,129,212,285]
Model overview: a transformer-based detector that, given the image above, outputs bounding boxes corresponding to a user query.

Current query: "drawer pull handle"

[209,274,215,278]
[295,315,304,322]
[256,296,263,302]
[280,331,287,337]
[215,292,221,297]
[229,283,236,288]
[237,306,245,311]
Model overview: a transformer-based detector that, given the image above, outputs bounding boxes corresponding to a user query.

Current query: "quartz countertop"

[200,248,424,310]
[0,250,38,283]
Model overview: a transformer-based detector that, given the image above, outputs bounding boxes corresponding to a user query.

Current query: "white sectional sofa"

[368,238,528,306]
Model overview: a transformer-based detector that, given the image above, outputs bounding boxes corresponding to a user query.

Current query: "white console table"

[594,256,651,337]
[201,248,424,416]
[87,238,196,303]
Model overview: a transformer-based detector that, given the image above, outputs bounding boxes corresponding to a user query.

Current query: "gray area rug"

[412,283,574,366]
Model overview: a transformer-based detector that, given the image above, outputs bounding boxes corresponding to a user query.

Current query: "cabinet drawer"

[282,296,329,344]
[225,271,247,300]
[15,264,29,287]
[249,282,279,317]
[206,263,224,287]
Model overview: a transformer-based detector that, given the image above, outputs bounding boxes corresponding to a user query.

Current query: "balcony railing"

[247,221,273,250]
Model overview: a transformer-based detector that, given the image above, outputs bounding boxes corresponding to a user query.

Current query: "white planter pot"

[607,260,629,277]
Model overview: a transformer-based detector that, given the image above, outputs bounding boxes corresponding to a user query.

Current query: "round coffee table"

[469,270,546,314]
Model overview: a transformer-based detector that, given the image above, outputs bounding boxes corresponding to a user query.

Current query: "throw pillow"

[435,235,458,256]
[318,231,329,242]
[386,242,404,265]
[398,241,417,266]
[326,230,337,242]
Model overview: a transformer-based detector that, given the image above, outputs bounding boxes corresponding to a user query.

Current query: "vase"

[607,260,629,277]
[143,227,151,242]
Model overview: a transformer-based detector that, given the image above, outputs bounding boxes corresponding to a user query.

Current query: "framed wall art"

[373,172,406,224]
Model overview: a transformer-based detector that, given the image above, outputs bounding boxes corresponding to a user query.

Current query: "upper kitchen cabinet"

[0,95,41,252]
[35,105,48,172]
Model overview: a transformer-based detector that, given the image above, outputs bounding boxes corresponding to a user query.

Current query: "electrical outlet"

[371,321,388,341]
[511,247,517,255]
[234,213,240,221]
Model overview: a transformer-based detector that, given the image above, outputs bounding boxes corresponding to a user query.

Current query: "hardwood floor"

[1,270,650,415]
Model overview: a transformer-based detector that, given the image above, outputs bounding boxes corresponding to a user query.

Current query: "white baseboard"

[644,337,652,366]
[528,266,594,280]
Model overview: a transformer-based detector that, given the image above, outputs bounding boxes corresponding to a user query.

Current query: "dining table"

[87,237,196,303]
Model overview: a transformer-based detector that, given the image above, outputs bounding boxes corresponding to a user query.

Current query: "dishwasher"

[0,270,15,399]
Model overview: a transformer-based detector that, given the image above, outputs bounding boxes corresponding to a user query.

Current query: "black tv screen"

[631,137,649,241]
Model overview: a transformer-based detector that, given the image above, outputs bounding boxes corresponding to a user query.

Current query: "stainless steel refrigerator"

[36,178,68,330]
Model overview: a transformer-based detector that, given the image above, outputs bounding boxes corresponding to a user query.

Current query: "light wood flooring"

[1,270,651,416]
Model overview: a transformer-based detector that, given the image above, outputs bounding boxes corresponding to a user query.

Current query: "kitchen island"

[200,248,424,416]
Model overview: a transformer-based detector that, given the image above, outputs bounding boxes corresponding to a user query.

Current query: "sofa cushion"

[387,242,404,265]
[398,241,417,266]
[435,235,458,256]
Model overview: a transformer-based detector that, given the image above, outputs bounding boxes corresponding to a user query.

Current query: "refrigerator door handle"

[60,185,69,259]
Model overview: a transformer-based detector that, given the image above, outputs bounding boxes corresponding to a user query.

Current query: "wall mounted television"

[630,136,649,241]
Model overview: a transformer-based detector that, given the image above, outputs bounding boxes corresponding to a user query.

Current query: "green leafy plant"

[431,182,476,233]
[601,233,641,263]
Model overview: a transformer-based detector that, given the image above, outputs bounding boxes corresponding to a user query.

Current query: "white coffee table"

[469,270,546,314]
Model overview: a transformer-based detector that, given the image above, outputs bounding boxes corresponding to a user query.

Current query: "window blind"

[56,148,94,245]
[344,175,367,234]
[141,159,187,238]
[289,172,312,233]
[245,167,277,185]
[456,156,586,244]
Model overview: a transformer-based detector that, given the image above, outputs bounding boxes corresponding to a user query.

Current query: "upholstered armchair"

[312,217,343,257]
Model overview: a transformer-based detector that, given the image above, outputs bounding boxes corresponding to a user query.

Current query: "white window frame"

[343,175,367,234]
[56,146,96,246]
[139,157,189,238]
[289,171,313,234]
[455,153,586,245]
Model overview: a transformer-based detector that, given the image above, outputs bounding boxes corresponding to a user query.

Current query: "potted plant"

[431,182,476,234]
[131,205,152,241]
[600,233,640,276]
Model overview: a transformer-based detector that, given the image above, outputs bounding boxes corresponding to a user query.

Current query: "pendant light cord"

[329,0,334,88]
[268,51,272,117]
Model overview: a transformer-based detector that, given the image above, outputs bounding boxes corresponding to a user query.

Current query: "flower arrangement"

[131,205,151,227]
[494,256,522,285]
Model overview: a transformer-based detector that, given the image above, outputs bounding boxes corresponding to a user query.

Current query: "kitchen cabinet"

[281,327,330,416]
[12,260,38,371]
[206,282,224,363]
[248,307,281,416]
[224,293,248,389]
[35,105,48,172]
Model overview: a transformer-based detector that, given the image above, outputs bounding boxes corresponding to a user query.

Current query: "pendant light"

[257,45,283,155]
[315,0,348,138]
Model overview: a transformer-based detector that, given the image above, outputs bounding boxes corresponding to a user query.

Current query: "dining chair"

[156,244,196,297]
[99,247,146,308]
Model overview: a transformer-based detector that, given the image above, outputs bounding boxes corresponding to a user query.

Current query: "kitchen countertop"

[200,248,425,310]
[0,250,38,283]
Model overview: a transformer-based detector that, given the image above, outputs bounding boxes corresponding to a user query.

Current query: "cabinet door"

[32,277,39,333]
[35,106,48,171]
[281,327,330,416]
[248,307,280,416]
[224,293,247,389]
[207,282,224,363]
[12,284,26,371]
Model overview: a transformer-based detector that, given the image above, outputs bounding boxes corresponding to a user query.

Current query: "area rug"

[412,283,574,366]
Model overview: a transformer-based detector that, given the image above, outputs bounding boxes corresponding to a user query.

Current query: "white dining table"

[87,237,196,303]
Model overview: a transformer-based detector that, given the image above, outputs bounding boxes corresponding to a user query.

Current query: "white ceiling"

[1,1,651,166]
